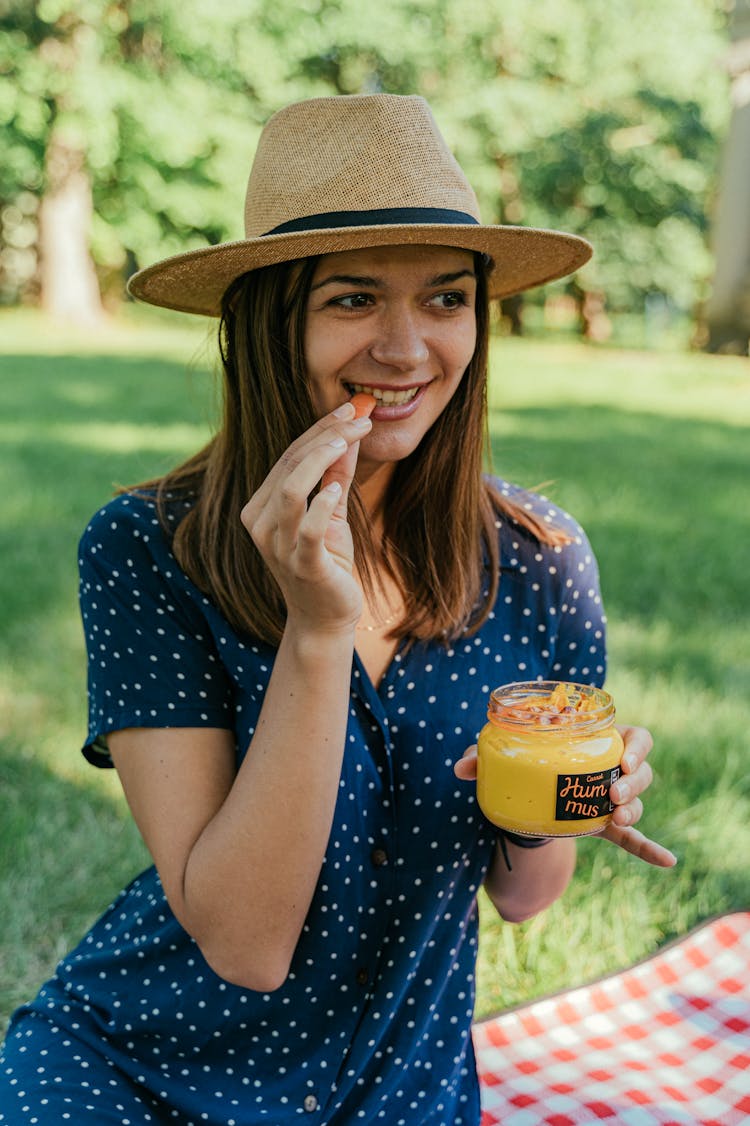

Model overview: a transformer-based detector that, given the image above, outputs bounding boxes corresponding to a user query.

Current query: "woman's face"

[303,244,477,481]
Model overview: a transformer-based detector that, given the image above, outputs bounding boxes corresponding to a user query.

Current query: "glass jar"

[477,680,624,838]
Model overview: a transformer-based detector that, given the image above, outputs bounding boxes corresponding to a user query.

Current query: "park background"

[1,0,749,1030]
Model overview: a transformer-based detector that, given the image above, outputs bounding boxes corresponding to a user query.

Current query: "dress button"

[356,966,369,986]
[303,1094,318,1112]
[371,847,388,867]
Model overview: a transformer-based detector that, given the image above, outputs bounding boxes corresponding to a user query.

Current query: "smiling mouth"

[347,382,422,406]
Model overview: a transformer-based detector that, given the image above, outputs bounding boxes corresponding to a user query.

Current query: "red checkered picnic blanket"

[473,912,750,1125]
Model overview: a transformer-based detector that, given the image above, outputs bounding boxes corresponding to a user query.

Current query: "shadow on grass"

[0,352,217,428]
[490,403,748,690]
[0,739,149,1029]
[2,352,747,653]
[0,352,216,654]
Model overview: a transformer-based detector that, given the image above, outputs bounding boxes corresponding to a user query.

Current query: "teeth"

[349,383,420,405]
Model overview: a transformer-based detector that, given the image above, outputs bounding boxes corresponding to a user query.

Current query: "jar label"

[555,767,621,822]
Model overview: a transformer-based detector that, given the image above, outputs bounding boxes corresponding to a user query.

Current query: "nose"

[368,305,430,371]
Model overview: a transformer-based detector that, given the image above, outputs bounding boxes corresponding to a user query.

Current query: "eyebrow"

[310,268,477,292]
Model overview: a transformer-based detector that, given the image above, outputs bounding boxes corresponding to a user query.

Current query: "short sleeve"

[492,479,608,688]
[543,507,607,687]
[78,496,234,766]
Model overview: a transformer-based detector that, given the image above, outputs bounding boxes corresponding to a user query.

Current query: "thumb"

[454,745,478,781]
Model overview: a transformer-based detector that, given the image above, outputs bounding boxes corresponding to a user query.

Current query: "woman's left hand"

[599,725,677,868]
[454,725,677,869]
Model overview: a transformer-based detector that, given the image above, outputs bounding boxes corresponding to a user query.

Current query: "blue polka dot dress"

[0,480,607,1125]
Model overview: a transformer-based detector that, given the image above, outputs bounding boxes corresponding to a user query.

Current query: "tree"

[1,1,115,323]
[423,0,729,333]
[705,0,750,354]
[256,0,731,334]
[0,0,266,322]
[0,0,733,336]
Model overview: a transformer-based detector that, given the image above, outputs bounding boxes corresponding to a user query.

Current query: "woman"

[0,94,675,1125]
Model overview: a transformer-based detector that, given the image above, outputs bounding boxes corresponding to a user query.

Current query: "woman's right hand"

[240,401,372,633]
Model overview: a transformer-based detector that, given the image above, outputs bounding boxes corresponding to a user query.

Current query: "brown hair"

[141,254,568,645]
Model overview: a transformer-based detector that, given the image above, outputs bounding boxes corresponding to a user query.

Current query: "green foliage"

[421,0,729,314]
[0,0,733,317]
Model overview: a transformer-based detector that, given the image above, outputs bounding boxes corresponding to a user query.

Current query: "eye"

[428,290,469,310]
[329,293,374,310]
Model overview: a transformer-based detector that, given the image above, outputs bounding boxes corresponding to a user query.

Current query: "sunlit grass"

[1,310,748,1026]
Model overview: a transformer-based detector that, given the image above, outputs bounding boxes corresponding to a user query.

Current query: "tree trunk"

[39,128,105,327]
[705,0,750,355]
[500,295,524,335]
[570,282,612,342]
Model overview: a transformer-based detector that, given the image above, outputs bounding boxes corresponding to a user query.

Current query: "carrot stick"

[350,392,377,418]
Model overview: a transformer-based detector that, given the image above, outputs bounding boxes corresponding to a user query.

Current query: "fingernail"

[614,783,630,803]
[623,754,636,772]
[323,481,342,495]
[333,403,355,419]
[328,436,347,448]
[351,416,372,429]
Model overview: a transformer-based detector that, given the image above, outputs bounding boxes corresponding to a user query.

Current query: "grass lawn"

[1,308,748,1031]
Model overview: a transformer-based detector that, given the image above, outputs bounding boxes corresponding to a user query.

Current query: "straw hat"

[127,94,592,316]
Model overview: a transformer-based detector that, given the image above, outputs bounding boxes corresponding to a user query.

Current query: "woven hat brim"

[127,224,592,317]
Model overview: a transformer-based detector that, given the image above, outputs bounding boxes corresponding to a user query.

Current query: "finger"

[600,823,677,869]
[246,404,368,516]
[293,481,346,572]
[243,430,360,549]
[611,760,653,805]
[274,416,371,525]
[617,725,653,774]
[611,795,643,828]
[319,404,374,517]
[454,746,478,781]
[244,434,344,553]
[320,391,376,501]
